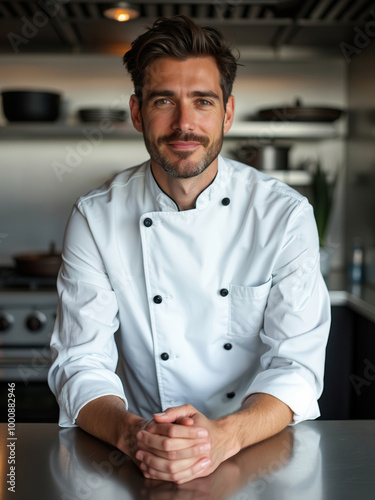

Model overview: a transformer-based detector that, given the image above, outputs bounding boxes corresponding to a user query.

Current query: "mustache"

[157,132,209,147]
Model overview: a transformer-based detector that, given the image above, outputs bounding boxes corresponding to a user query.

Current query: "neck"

[151,159,218,211]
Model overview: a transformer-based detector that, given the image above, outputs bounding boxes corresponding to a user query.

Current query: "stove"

[0,267,58,346]
[0,267,59,422]
[0,266,57,290]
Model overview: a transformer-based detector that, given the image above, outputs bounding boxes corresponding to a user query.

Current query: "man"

[48,15,330,484]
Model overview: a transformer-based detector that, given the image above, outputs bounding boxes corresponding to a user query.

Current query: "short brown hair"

[123,15,239,108]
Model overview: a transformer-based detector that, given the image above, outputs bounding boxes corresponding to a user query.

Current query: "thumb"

[153,411,174,422]
[153,405,195,425]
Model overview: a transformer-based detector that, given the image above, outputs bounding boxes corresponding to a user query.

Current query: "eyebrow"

[146,90,221,102]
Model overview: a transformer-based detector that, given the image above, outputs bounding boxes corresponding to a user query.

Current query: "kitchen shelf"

[264,170,312,185]
[0,123,141,139]
[228,121,344,140]
[0,121,344,140]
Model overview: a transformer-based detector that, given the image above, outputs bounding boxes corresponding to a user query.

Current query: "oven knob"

[0,313,14,332]
[26,312,47,332]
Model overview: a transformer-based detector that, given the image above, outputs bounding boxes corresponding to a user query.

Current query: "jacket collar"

[145,155,231,212]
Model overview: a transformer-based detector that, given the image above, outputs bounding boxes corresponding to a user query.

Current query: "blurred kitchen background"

[0,0,374,275]
[0,0,375,422]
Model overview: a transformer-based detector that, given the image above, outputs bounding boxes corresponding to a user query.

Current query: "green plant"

[311,161,337,247]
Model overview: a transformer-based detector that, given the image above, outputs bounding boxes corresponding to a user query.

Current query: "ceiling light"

[103,2,140,22]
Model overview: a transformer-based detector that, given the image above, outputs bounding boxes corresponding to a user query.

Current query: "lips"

[158,133,210,148]
[167,141,201,150]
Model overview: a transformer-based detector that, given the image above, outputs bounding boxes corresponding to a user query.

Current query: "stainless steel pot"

[231,143,290,171]
[261,144,290,171]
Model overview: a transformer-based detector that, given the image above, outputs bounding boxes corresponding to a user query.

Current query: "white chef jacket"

[48,155,330,427]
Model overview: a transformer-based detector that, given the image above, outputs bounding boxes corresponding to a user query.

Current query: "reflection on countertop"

[51,423,323,500]
[2,421,375,499]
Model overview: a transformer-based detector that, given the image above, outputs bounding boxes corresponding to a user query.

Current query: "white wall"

[0,54,347,265]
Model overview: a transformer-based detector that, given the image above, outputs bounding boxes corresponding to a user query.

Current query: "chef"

[48,15,331,484]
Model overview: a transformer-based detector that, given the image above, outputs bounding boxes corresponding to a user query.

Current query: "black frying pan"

[255,99,342,122]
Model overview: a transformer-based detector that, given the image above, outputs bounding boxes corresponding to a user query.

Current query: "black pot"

[1,90,61,122]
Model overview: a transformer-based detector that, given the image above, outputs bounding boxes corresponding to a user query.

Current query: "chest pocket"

[228,278,272,337]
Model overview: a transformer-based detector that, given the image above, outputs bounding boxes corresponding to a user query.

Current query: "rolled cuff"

[57,370,128,427]
[242,370,320,425]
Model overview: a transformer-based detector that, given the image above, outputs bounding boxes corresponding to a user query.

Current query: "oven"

[0,269,59,422]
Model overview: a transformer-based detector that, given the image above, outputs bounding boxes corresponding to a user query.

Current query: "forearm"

[75,395,148,458]
[217,393,294,457]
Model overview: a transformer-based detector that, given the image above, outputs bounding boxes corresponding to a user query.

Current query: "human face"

[130,57,234,180]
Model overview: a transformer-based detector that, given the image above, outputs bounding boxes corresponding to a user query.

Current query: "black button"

[161,352,169,361]
[144,218,153,227]
[226,392,235,399]
[222,197,230,206]
[224,343,232,351]
[153,295,163,304]
[220,288,229,297]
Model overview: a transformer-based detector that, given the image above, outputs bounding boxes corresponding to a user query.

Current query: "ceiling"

[0,0,374,56]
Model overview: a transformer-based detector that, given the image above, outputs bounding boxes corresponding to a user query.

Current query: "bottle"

[350,239,364,284]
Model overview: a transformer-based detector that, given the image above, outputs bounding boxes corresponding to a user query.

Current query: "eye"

[154,98,171,106]
[195,99,215,109]
[196,99,212,106]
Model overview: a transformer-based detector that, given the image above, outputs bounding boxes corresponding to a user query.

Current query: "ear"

[223,95,235,135]
[129,94,143,133]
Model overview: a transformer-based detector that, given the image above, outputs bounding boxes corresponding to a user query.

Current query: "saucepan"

[13,242,62,276]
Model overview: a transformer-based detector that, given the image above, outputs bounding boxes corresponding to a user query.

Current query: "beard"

[142,127,224,179]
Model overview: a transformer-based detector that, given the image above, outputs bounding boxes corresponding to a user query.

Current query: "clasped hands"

[134,404,237,484]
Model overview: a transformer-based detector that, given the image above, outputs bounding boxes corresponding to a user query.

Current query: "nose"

[171,101,195,133]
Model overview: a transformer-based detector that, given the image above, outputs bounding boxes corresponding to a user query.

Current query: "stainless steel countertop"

[327,271,375,324]
[1,420,375,500]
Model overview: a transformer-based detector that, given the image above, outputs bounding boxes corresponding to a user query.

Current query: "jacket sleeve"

[48,203,127,427]
[243,199,331,424]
